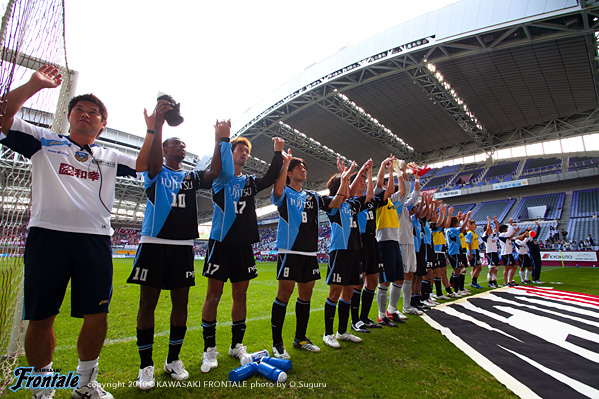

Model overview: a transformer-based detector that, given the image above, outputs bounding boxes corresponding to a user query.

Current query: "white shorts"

[400,243,417,273]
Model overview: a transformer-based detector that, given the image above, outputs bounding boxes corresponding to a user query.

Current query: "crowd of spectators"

[111,228,140,247]
[0,222,27,246]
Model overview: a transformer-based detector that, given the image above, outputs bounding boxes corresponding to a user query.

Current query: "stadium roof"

[191,0,599,221]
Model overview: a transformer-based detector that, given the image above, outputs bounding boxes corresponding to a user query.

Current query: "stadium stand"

[511,193,566,221]
[570,188,599,218]
[568,156,599,171]
[565,218,599,246]
[448,203,476,215]
[421,174,455,190]
[482,161,520,181]
[470,199,517,223]
[520,157,562,177]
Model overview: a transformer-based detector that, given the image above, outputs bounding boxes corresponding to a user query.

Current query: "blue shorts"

[378,240,404,283]
[23,227,113,320]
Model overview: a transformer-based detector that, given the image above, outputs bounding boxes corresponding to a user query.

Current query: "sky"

[63,0,460,159]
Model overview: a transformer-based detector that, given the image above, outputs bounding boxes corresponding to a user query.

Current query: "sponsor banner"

[433,189,461,199]
[116,249,136,256]
[492,179,528,191]
[541,251,597,262]
[258,217,278,226]
[421,189,437,196]
[423,287,599,399]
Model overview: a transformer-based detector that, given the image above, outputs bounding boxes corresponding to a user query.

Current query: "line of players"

[0,68,544,399]
[130,101,547,390]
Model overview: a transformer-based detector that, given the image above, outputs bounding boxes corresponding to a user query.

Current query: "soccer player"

[498,219,520,286]
[323,160,373,348]
[351,157,394,332]
[0,66,153,399]
[200,136,284,372]
[270,154,345,358]
[445,211,473,297]
[374,161,409,326]
[466,220,483,289]
[482,216,501,288]
[397,169,422,315]
[128,99,231,388]
[515,230,533,284]
[431,204,455,299]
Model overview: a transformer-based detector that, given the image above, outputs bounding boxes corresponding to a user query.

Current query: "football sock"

[472,276,478,285]
[525,269,532,281]
[271,298,287,346]
[295,298,310,341]
[137,327,154,369]
[231,319,246,348]
[434,277,443,296]
[202,319,217,351]
[421,280,430,300]
[337,299,351,335]
[351,289,361,324]
[410,294,418,307]
[389,282,402,312]
[324,298,337,336]
[76,358,98,387]
[377,285,388,319]
[519,270,525,282]
[30,363,53,396]
[167,325,186,364]
[360,287,375,322]
[401,281,412,310]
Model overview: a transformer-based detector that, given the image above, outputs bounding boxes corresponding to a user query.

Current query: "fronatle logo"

[9,367,79,392]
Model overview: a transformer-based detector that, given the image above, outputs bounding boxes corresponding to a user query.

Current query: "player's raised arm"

[255,137,285,192]
[1,65,63,134]
[364,159,374,203]
[272,148,292,200]
[136,107,159,172]
[329,161,356,209]
[203,119,231,183]
[147,100,173,178]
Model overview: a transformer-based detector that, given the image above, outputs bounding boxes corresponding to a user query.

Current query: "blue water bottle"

[261,356,292,372]
[240,349,269,365]
[256,361,287,383]
[229,362,258,382]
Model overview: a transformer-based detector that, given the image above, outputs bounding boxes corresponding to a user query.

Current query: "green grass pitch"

[4,261,598,398]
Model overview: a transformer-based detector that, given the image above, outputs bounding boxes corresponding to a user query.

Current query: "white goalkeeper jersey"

[0,117,137,236]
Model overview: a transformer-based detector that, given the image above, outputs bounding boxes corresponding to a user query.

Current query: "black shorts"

[426,244,436,268]
[469,250,480,266]
[518,254,532,268]
[447,253,460,269]
[127,243,195,289]
[502,254,516,266]
[486,252,500,266]
[23,227,112,320]
[360,234,383,275]
[276,253,321,283]
[415,245,427,276]
[435,252,447,269]
[326,250,363,286]
[203,239,258,282]
[378,240,404,283]
[459,253,469,268]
